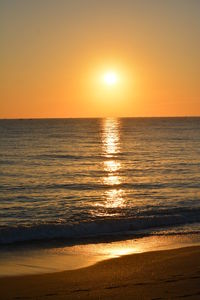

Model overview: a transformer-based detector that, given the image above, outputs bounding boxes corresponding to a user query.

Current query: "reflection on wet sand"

[1,234,200,276]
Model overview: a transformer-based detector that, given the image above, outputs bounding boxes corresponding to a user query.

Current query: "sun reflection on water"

[103,175,121,186]
[101,118,124,209]
[102,118,120,157]
[104,189,124,208]
[104,160,121,172]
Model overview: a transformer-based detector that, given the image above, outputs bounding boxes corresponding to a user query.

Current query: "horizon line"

[0,115,200,120]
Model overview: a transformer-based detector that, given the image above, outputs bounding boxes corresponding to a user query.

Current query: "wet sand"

[0,246,200,299]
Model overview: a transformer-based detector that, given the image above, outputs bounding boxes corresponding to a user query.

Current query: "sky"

[1,0,200,118]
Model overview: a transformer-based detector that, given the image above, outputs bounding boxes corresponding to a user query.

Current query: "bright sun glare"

[103,71,118,86]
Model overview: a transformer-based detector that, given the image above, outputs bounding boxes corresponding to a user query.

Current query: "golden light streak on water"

[102,118,120,157]
[101,118,124,209]
[104,189,125,208]
[104,160,121,172]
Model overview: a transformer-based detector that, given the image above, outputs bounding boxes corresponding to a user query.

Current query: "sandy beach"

[0,246,200,300]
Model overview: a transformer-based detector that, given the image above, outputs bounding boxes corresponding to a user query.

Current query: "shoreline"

[1,233,200,277]
[0,245,200,299]
[1,233,200,278]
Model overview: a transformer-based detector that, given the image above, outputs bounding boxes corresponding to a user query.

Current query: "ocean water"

[0,117,200,245]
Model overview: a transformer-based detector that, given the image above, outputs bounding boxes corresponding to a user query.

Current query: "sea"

[0,117,200,274]
[1,117,200,244]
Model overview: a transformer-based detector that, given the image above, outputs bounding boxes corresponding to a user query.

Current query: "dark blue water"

[0,118,200,244]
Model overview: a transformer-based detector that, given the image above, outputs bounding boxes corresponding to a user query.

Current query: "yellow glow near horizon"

[103,71,118,86]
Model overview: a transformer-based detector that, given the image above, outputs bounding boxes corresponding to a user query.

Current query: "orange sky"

[1,0,200,118]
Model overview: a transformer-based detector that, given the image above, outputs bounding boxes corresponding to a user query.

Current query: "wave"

[2,181,200,192]
[1,210,200,245]
[32,153,125,161]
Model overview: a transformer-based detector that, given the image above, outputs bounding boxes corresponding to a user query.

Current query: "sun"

[103,71,118,86]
